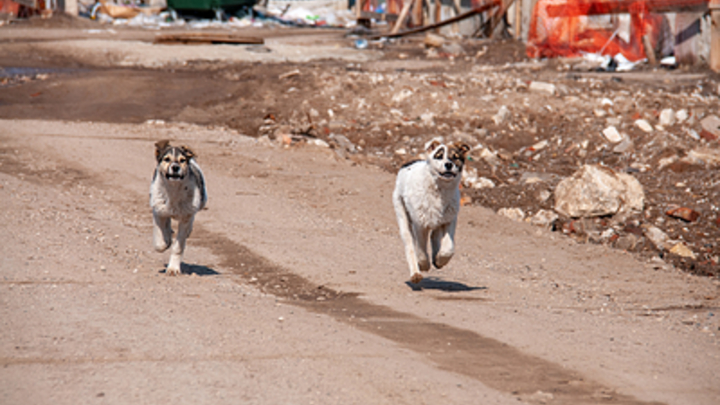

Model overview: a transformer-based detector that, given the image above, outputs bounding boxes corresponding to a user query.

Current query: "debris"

[634,119,653,133]
[554,164,644,219]
[676,109,689,123]
[498,208,525,222]
[154,33,264,45]
[424,33,445,48]
[700,115,720,139]
[492,106,511,125]
[602,126,623,143]
[392,89,414,104]
[682,148,720,167]
[353,39,368,50]
[666,207,700,223]
[612,136,634,153]
[528,81,557,96]
[529,209,559,228]
[642,224,673,251]
[669,242,697,259]
[659,109,675,126]
[279,69,300,80]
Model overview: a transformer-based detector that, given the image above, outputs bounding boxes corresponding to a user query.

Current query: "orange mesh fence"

[526,0,664,61]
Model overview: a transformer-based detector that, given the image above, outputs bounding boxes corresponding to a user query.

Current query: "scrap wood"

[98,0,140,19]
[369,0,500,39]
[154,33,264,45]
[485,0,515,37]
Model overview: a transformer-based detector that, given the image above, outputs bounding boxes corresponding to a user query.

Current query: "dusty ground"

[1,14,719,405]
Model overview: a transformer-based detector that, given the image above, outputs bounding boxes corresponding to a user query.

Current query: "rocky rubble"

[234,41,719,277]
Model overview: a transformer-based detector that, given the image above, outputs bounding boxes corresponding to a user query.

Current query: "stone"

[424,33,445,48]
[659,109,675,126]
[553,164,644,219]
[529,81,557,96]
[529,209,558,228]
[498,208,525,222]
[669,242,696,259]
[634,119,653,133]
[666,207,700,222]
[473,177,496,189]
[682,148,720,167]
[642,224,673,250]
[700,115,720,139]
[612,136,634,153]
[675,109,689,123]
[392,89,414,104]
[602,126,623,143]
[492,106,511,125]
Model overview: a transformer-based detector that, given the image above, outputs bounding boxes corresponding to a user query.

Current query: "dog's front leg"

[167,216,194,276]
[412,223,431,272]
[431,221,456,269]
[152,212,172,252]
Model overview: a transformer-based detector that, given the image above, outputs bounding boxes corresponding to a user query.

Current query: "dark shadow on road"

[405,277,487,292]
[159,263,219,276]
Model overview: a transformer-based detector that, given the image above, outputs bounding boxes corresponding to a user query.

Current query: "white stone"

[529,81,557,96]
[642,225,673,250]
[602,126,623,143]
[498,208,525,222]
[554,164,644,218]
[492,105,511,125]
[392,89,413,104]
[472,177,496,189]
[675,109,689,123]
[659,109,675,126]
[634,119,653,133]
[529,209,558,228]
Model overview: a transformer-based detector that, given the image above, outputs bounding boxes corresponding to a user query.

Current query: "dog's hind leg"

[167,216,194,276]
[393,194,423,284]
[152,213,172,253]
[431,221,456,269]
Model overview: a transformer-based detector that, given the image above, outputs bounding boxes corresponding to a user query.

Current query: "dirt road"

[1,19,719,405]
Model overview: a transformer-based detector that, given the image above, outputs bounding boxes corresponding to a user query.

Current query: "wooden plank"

[487,0,515,37]
[711,0,720,72]
[674,13,702,65]
[154,33,264,45]
[391,0,414,34]
[370,0,500,39]
[360,10,399,21]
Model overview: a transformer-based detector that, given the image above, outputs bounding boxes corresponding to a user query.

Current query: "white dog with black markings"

[150,140,207,276]
[393,139,470,284]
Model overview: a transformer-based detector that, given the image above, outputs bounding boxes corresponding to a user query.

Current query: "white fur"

[150,159,207,275]
[393,144,465,284]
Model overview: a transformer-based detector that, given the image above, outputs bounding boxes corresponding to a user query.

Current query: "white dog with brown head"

[392,139,470,284]
[150,140,207,276]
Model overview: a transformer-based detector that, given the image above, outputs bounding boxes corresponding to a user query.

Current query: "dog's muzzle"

[166,165,184,180]
[440,171,456,179]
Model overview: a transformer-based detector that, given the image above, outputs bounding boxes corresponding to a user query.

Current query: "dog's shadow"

[159,263,219,276]
[406,276,486,292]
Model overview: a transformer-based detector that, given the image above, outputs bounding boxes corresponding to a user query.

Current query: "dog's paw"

[417,258,431,272]
[410,273,423,284]
[166,266,181,276]
[154,243,170,253]
[433,254,452,269]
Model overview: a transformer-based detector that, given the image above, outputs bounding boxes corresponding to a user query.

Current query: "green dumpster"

[167,0,255,13]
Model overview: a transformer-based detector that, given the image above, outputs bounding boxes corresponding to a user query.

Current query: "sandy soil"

[1,16,719,405]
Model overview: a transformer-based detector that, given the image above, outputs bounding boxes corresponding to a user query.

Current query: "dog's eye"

[178,157,186,164]
[433,150,444,160]
[163,157,171,162]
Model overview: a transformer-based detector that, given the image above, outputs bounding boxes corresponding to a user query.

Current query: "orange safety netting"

[526,0,664,61]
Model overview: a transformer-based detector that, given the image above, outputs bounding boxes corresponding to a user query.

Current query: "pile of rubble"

[249,54,720,277]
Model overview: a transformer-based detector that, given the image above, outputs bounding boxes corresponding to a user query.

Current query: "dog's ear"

[455,142,471,158]
[180,145,196,160]
[425,139,441,153]
[155,140,171,162]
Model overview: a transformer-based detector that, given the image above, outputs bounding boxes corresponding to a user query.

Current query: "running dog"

[150,140,207,276]
[392,139,470,284]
